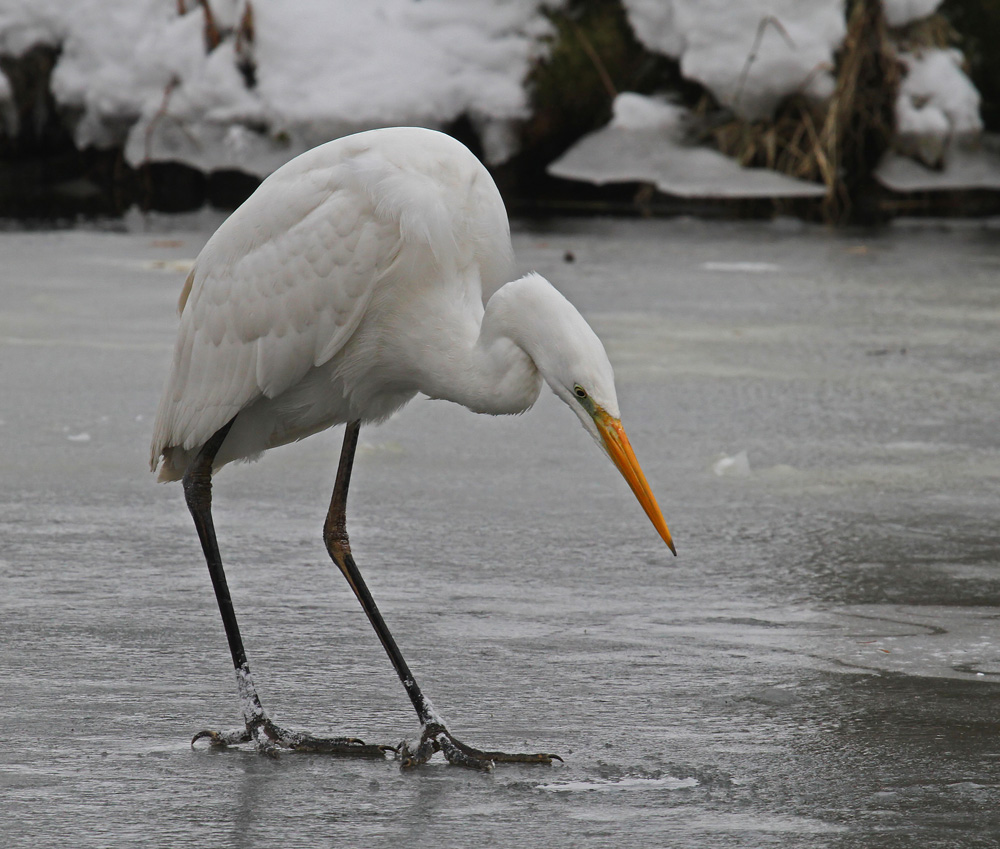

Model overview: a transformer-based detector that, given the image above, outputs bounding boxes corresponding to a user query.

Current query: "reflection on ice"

[537,775,699,792]
[670,603,1000,683]
[701,261,783,272]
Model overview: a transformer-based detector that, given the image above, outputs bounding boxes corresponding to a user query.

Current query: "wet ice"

[1,216,999,847]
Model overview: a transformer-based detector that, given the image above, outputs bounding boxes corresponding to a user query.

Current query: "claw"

[191,729,219,747]
[398,733,439,769]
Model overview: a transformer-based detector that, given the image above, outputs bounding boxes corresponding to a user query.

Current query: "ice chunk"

[548,93,826,199]
[713,450,750,477]
[876,144,1000,192]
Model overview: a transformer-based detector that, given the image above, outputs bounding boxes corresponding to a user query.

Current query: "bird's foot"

[398,722,561,771]
[192,717,395,759]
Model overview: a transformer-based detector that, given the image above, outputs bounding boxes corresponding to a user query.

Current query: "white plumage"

[151,127,508,478]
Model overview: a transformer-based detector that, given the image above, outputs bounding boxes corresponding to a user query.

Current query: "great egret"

[151,126,674,768]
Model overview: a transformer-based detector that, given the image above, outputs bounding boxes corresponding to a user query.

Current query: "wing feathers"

[150,127,515,476]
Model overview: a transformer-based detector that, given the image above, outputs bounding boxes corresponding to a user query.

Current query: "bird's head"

[499,274,676,555]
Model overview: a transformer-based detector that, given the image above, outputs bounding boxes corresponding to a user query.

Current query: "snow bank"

[548,92,826,199]
[163,0,549,171]
[596,3,1000,197]
[875,46,1000,192]
[0,0,68,55]
[1,0,997,200]
[882,0,943,28]
[1,0,549,175]
[623,0,844,122]
[894,48,982,165]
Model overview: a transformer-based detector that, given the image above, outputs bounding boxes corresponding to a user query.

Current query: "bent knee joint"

[323,526,352,559]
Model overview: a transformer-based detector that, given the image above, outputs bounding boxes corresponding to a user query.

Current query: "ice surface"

[2,213,1000,847]
[701,261,782,272]
[537,776,700,792]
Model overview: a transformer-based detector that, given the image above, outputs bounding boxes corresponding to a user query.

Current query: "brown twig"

[733,15,795,114]
[144,76,180,165]
[568,18,617,100]
[198,0,222,51]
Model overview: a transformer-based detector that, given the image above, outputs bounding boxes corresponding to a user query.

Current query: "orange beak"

[595,411,676,555]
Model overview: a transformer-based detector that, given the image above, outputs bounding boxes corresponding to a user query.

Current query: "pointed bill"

[595,410,676,555]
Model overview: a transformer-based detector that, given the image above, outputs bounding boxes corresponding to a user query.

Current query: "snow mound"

[624,0,844,122]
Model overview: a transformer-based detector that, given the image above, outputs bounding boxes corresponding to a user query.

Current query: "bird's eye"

[573,385,588,399]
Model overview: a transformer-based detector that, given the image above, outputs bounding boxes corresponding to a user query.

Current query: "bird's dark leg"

[184,418,389,759]
[324,421,561,770]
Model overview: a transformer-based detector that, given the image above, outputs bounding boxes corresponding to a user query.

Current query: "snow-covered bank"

[0,0,550,176]
[554,1,1000,205]
[1,0,999,213]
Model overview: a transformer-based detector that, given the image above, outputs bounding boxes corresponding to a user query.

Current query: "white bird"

[151,126,675,768]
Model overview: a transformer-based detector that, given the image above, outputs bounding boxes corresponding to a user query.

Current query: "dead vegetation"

[177,0,256,87]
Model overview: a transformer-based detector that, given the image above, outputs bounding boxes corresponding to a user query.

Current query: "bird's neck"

[417,281,543,416]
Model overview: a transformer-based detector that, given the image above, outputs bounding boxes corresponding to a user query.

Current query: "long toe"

[441,732,562,767]
[290,734,393,758]
[403,724,562,770]
[191,719,392,759]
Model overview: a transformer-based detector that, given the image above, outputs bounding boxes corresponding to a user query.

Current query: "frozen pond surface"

[1,216,999,847]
